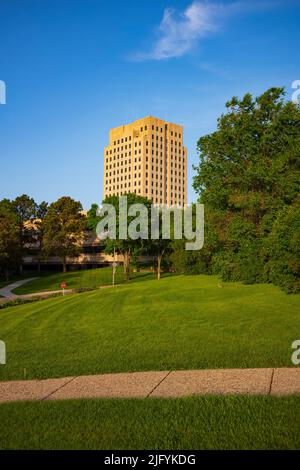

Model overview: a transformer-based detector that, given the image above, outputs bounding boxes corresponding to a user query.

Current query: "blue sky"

[0,0,299,208]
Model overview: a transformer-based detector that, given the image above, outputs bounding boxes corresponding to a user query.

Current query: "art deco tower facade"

[103,116,187,206]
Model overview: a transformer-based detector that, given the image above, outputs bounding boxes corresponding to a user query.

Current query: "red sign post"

[60,282,67,295]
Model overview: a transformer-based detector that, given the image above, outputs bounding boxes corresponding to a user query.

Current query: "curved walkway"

[0,278,74,304]
[0,368,299,403]
[0,278,38,299]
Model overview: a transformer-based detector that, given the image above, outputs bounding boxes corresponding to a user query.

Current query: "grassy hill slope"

[1,275,299,381]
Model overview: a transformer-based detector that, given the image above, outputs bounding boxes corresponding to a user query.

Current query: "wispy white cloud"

[130,0,282,61]
[132,1,221,61]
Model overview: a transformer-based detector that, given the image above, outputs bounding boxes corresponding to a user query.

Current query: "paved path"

[0,368,299,403]
[0,278,74,305]
[20,289,74,299]
[0,278,38,299]
[0,278,116,305]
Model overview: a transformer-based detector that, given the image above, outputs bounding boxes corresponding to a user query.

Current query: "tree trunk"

[62,258,67,273]
[37,241,42,273]
[123,255,127,277]
[123,252,130,282]
[157,254,162,280]
[157,249,165,280]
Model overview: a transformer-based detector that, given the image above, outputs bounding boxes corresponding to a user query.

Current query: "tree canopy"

[42,196,86,272]
[0,202,22,280]
[192,87,300,292]
[99,193,153,281]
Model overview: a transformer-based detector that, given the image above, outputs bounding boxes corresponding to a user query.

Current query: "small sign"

[60,282,67,289]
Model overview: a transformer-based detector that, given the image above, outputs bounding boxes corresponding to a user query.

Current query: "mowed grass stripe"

[0,275,299,381]
[12,267,163,295]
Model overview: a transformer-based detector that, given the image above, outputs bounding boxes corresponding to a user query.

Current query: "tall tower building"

[103,116,188,206]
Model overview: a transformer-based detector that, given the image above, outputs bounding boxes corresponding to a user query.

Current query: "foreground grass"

[0,396,299,449]
[0,275,299,381]
[13,266,160,294]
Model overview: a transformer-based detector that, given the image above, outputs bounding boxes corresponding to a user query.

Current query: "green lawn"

[0,282,9,289]
[0,275,299,381]
[0,396,299,449]
[0,273,37,290]
[12,266,160,294]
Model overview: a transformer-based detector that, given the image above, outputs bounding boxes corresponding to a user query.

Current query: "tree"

[12,194,37,273]
[152,238,172,279]
[264,197,300,293]
[0,202,22,280]
[169,206,219,275]
[33,201,49,272]
[86,203,100,230]
[147,209,173,279]
[193,87,300,290]
[12,194,37,225]
[100,194,152,282]
[42,197,86,272]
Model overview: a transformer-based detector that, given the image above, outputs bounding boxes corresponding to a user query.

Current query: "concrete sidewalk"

[0,278,38,299]
[0,277,74,305]
[0,278,115,306]
[0,368,300,403]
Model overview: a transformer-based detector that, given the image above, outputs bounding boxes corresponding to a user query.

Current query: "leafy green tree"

[264,197,300,293]
[99,194,152,281]
[193,87,300,290]
[33,201,49,272]
[42,197,86,272]
[194,88,300,215]
[149,205,185,277]
[170,207,219,275]
[0,203,22,280]
[12,194,38,272]
[87,203,100,230]
[169,239,186,274]
[152,238,172,279]
[12,194,37,225]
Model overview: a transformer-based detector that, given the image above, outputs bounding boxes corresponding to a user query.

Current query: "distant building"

[22,217,123,271]
[22,230,123,271]
[103,116,188,206]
